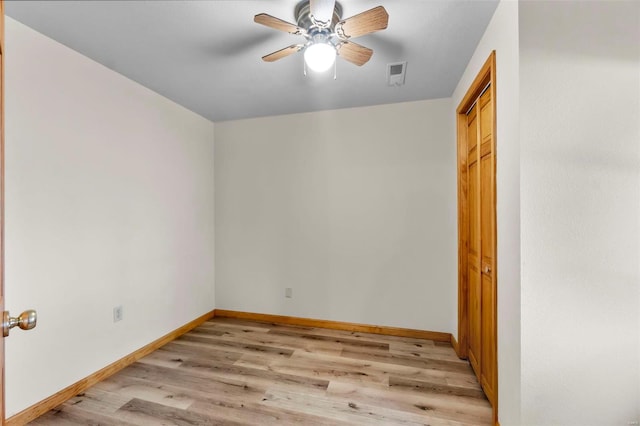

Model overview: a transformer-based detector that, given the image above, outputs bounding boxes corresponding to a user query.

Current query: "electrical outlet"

[113,305,123,322]
[285,288,293,298]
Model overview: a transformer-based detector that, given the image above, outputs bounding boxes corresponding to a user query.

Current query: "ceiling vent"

[387,61,407,86]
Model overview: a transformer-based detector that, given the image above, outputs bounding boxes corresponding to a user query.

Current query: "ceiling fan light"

[304,42,336,73]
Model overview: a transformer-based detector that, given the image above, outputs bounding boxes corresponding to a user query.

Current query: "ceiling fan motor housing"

[295,0,343,30]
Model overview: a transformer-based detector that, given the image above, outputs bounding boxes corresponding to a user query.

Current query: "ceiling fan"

[254,0,389,73]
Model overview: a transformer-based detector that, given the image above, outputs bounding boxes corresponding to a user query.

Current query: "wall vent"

[387,61,407,86]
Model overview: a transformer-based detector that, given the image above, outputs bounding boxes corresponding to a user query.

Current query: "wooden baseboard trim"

[213,309,452,342]
[451,334,460,355]
[6,310,215,426]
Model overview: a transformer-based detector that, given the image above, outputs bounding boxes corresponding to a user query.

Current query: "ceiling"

[5,0,498,122]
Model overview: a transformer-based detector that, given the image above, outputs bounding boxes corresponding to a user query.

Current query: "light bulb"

[304,42,336,73]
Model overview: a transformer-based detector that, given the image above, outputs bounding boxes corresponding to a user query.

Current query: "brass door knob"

[3,310,37,337]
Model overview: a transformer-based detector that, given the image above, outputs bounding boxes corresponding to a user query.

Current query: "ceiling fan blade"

[254,13,305,35]
[309,0,336,26]
[262,44,304,62]
[337,41,373,66]
[336,6,389,39]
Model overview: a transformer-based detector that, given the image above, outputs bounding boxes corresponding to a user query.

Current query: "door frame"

[455,51,498,423]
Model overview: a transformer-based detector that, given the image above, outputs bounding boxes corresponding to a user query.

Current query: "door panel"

[464,83,496,407]
[468,256,481,374]
[480,90,492,141]
[478,88,496,405]
[467,105,481,377]
[467,105,478,162]
[481,271,496,402]
[457,52,497,422]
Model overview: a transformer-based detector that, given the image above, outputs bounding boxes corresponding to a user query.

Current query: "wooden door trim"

[455,50,497,424]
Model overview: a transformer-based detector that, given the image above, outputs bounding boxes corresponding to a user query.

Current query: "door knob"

[3,309,37,337]
[483,265,492,274]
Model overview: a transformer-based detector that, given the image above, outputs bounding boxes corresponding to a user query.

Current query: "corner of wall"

[451,1,521,424]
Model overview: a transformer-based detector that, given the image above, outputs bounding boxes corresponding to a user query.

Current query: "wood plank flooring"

[30,318,491,425]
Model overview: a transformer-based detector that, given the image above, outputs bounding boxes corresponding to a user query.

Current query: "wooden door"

[466,84,496,403]
[477,87,496,403]
[456,52,497,418]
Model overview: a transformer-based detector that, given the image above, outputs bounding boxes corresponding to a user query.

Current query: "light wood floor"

[30,318,491,425]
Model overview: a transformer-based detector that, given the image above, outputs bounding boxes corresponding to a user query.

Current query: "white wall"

[215,99,457,333]
[4,18,215,417]
[519,1,640,425]
[451,1,521,424]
